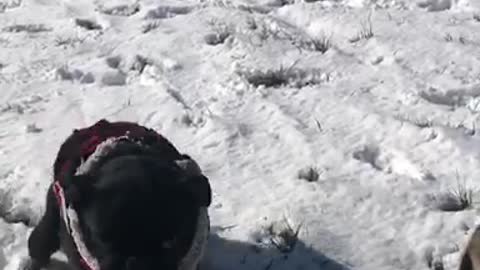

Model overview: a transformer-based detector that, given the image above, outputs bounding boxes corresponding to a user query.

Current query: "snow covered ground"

[2,0,480,269]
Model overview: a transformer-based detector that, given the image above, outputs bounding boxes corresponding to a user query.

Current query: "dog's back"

[53,119,182,183]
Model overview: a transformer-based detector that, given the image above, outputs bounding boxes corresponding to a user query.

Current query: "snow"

[1,0,480,269]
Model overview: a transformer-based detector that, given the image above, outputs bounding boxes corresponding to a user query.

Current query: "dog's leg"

[24,185,61,270]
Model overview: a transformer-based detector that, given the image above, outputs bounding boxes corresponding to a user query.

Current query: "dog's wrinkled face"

[65,155,211,270]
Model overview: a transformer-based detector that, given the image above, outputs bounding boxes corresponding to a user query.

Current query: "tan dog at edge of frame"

[459,225,480,270]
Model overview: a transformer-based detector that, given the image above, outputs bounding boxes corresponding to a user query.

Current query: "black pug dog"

[23,119,212,270]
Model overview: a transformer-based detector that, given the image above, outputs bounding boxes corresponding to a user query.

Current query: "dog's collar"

[53,181,100,270]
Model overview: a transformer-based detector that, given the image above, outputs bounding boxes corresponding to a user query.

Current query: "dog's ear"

[64,174,96,207]
[175,158,212,207]
[183,175,212,207]
[175,157,201,176]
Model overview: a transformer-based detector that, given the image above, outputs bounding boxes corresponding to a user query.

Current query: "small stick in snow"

[314,118,322,132]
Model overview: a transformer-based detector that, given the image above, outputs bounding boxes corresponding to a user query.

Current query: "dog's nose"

[125,256,157,270]
[125,256,177,270]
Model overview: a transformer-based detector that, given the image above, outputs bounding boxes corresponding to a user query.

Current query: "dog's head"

[64,153,211,270]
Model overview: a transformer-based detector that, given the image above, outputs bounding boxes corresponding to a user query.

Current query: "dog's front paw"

[18,258,44,270]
